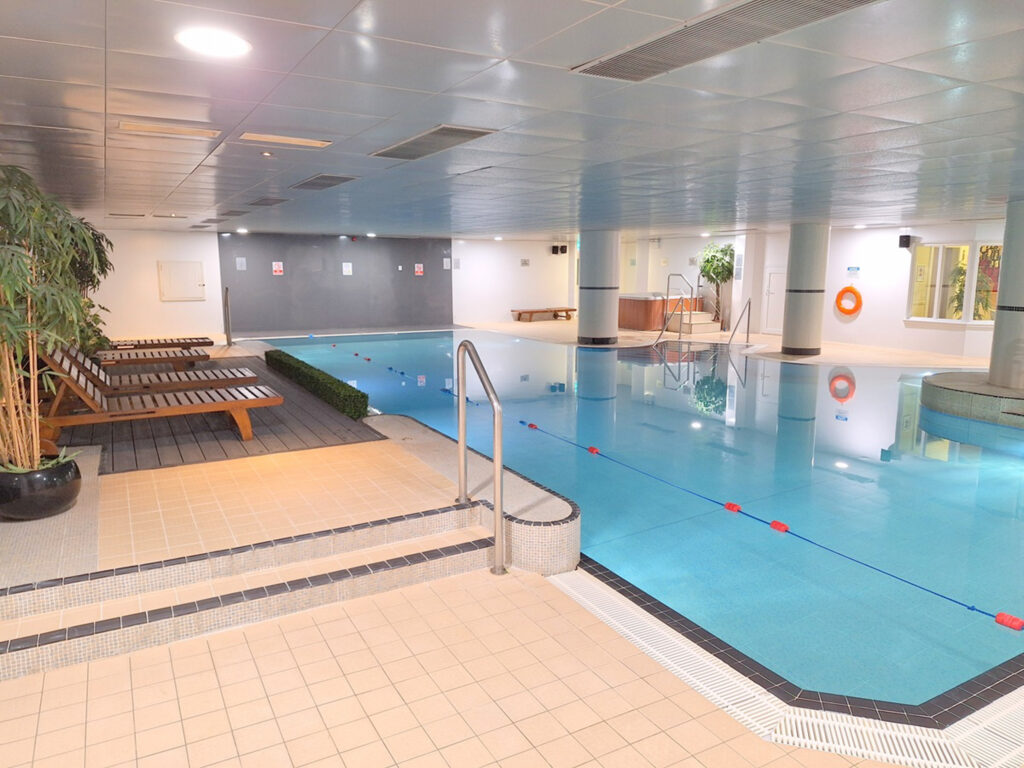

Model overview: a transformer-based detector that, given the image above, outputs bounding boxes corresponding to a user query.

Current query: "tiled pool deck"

[3,331,997,768]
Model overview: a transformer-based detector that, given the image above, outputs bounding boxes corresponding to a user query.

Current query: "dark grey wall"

[218,234,452,333]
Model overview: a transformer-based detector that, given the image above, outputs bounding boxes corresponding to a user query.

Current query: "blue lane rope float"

[518,420,1023,631]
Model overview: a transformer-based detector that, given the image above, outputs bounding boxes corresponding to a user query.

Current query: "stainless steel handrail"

[456,340,506,576]
[653,273,696,346]
[223,286,233,347]
[728,297,752,347]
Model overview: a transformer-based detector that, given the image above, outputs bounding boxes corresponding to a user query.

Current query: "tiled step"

[666,310,715,324]
[666,317,722,334]
[1,501,486,622]
[0,526,494,680]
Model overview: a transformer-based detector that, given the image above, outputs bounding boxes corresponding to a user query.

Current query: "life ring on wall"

[829,372,856,404]
[835,285,862,316]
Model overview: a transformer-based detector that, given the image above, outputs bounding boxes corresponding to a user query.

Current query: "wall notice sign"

[417,375,426,387]
[235,257,247,271]
[272,261,284,276]
[443,258,451,270]
[414,263,424,276]
[342,262,353,276]
[847,266,861,278]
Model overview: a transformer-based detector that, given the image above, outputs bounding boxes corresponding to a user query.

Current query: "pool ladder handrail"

[456,340,506,576]
[653,273,697,346]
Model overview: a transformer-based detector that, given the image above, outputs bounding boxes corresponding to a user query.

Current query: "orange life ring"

[829,374,855,404]
[835,285,862,315]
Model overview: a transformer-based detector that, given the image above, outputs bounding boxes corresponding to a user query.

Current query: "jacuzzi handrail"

[456,340,506,576]
[653,273,696,346]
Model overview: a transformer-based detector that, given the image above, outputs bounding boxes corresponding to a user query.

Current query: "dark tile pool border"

[578,554,1024,729]
[0,538,493,656]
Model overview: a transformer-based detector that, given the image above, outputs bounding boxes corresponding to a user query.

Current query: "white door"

[763,270,786,334]
[158,260,206,301]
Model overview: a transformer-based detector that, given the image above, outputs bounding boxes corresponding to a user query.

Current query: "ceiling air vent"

[247,197,289,206]
[289,174,355,191]
[371,125,496,161]
[218,210,249,217]
[202,218,227,224]
[575,0,879,81]
[190,224,210,229]
[108,213,145,218]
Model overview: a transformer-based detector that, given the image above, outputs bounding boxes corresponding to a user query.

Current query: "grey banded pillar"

[781,223,831,356]
[989,200,1024,389]
[578,230,619,345]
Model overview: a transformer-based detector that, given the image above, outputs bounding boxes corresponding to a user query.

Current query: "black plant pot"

[0,460,82,521]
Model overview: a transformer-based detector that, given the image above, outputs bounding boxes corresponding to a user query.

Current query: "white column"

[578,230,620,345]
[781,223,830,356]
[989,200,1024,388]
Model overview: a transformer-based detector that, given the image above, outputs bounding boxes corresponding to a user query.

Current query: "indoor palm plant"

[698,242,735,328]
[0,165,110,519]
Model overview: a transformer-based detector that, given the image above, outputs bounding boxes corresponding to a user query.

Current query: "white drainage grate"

[549,569,1023,768]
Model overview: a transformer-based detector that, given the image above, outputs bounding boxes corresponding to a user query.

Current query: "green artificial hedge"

[265,349,369,421]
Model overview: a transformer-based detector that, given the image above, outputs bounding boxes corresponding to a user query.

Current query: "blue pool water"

[267,330,1024,705]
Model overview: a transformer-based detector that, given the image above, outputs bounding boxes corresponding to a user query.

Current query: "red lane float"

[364,357,371,362]
[724,502,742,512]
[587,446,600,454]
[353,352,359,356]
[527,423,538,430]
[770,520,790,533]
[996,612,1024,631]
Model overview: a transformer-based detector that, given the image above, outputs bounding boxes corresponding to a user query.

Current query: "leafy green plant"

[698,242,735,325]
[265,349,369,421]
[948,262,993,320]
[694,373,727,415]
[0,164,107,470]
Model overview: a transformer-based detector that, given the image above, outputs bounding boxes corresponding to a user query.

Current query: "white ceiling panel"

[448,61,624,110]
[297,32,499,93]
[267,75,429,118]
[2,0,1024,235]
[159,0,361,28]
[106,0,332,71]
[773,0,1024,64]
[107,52,285,102]
[342,0,600,58]
[653,42,873,98]
[515,8,682,69]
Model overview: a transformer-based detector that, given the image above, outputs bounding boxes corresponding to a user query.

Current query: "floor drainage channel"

[550,567,1024,768]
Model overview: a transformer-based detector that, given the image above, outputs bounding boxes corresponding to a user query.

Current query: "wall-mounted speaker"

[551,245,559,254]
[898,234,912,248]
[559,245,567,254]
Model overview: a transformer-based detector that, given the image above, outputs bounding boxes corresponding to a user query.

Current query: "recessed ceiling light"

[853,224,866,230]
[835,461,849,469]
[366,233,376,238]
[220,233,231,237]
[494,236,503,241]
[236,228,249,234]
[690,421,702,429]
[260,151,274,158]
[239,132,332,149]
[699,232,711,238]
[174,27,252,58]
[119,120,221,139]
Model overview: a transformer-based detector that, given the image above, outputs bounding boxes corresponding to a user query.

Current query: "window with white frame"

[908,243,1001,321]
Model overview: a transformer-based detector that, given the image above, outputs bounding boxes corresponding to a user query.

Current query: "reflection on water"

[269,331,1023,704]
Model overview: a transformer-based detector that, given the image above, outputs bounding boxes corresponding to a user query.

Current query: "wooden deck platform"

[57,356,382,474]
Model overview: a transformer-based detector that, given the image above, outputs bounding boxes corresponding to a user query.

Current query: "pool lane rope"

[342,349,481,405]
[519,420,1024,632]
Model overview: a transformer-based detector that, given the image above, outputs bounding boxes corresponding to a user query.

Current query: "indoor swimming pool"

[266,330,1024,708]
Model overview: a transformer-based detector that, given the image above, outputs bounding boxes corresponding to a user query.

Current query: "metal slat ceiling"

[0,0,1023,238]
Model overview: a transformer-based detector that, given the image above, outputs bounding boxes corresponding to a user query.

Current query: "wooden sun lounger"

[39,351,283,442]
[54,346,259,395]
[94,347,210,371]
[511,307,576,321]
[107,336,214,350]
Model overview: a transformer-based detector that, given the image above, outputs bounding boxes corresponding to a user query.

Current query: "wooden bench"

[94,346,210,371]
[40,350,283,441]
[107,336,214,350]
[55,346,259,395]
[511,307,577,321]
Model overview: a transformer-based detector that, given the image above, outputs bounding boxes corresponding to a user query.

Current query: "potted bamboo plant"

[0,165,110,519]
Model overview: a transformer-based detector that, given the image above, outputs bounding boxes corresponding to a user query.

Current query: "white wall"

[92,230,226,342]
[759,222,1005,357]
[452,240,574,324]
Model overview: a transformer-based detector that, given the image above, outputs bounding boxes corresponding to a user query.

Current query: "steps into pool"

[665,310,720,335]
[0,502,492,680]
